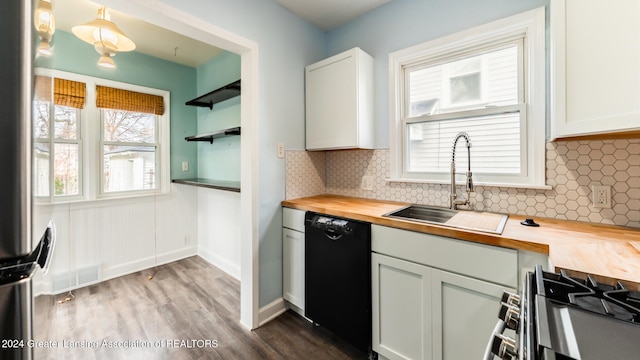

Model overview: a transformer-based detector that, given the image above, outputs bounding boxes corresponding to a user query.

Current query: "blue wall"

[326,0,549,148]
[158,0,327,307]
[35,30,198,180]
[195,51,241,181]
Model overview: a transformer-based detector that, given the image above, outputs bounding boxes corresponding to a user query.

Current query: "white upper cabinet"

[550,0,640,139]
[305,47,374,150]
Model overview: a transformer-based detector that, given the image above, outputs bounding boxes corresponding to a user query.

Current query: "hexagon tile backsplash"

[285,139,640,228]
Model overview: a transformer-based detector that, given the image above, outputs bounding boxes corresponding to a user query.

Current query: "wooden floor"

[34,256,367,360]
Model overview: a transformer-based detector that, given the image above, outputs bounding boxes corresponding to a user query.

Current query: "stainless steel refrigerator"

[0,1,55,359]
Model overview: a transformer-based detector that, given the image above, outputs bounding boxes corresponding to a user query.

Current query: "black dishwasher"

[305,211,372,355]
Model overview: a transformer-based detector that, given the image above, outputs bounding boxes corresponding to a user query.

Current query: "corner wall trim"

[258,297,288,327]
[197,247,241,280]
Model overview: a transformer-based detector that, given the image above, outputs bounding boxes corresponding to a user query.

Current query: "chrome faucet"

[450,132,474,210]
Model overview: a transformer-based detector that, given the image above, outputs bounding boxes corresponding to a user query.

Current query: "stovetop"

[536,267,640,323]
[531,266,640,360]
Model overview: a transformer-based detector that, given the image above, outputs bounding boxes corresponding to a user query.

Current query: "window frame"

[100,109,160,195]
[388,7,548,189]
[33,102,84,200]
[34,68,171,203]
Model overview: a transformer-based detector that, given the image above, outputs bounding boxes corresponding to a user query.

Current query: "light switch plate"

[277,143,285,158]
[181,161,189,172]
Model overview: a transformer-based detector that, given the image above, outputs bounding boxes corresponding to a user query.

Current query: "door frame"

[102,0,260,329]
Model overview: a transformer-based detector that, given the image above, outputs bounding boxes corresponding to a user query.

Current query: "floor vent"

[51,265,101,293]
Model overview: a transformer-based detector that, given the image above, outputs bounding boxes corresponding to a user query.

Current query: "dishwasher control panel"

[306,214,354,236]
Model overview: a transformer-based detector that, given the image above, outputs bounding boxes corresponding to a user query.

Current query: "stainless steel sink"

[382,205,508,234]
[384,205,458,224]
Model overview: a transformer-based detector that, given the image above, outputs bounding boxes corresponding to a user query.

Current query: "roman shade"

[34,76,87,109]
[96,85,165,115]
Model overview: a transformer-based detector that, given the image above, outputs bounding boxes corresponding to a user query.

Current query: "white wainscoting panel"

[32,183,198,295]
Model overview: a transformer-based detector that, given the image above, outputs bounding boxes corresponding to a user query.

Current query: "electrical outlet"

[592,185,611,209]
[361,175,374,191]
[181,161,189,172]
[277,143,285,158]
[183,236,189,245]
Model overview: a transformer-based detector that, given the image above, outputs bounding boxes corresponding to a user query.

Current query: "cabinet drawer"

[372,225,518,288]
[283,207,305,232]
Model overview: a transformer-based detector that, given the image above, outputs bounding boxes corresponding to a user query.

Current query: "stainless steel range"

[485,265,640,360]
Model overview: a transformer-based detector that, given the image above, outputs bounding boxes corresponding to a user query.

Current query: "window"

[33,69,170,202]
[33,77,85,198]
[96,85,165,194]
[389,8,547,188]
[102,109,158,192]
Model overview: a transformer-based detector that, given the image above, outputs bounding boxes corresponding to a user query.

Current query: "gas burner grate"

[536,267,640,323]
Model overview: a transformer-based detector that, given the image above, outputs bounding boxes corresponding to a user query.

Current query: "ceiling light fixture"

[71,6,135,69]
[34,0,56,56]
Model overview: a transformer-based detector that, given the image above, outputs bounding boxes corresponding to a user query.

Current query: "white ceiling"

[52,0,391,67]
[276,0,392,31]
[53,0,224,68]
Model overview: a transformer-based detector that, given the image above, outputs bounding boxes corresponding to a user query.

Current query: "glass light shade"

[34,0,55,56]
[93,28,119,47]
[98,54,116,69]
[71,7,135,53]
[37,41,53,57]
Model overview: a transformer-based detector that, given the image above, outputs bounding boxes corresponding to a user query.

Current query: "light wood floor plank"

[34,256,366,359]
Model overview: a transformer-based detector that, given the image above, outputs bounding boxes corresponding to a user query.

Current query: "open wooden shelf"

[185,127,241,144]
[185,80,241,109]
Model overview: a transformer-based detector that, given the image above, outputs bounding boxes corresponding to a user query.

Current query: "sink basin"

[383,205,508,234]
[384,205,458,224]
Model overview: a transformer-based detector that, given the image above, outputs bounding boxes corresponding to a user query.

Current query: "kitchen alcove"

[184,79,241,144]
[175,79,241,192]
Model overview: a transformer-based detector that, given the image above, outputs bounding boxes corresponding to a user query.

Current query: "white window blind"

[407,113,522,174]
[405,44,524,176]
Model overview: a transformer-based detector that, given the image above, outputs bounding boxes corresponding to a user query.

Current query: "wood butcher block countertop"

[282,194,640,289]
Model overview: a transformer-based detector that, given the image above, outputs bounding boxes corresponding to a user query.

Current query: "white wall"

[32,184,198,295]
[197,187,241,279]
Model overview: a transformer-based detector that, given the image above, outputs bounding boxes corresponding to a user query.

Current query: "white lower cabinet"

[372,253,432,360]
[283,228,304,310]
[372,225,517,360]
[431,269,509,360]
[282,207,306,315]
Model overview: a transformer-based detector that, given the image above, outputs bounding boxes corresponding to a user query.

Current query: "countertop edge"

[172,179,240,192]
[281,199,549,254]
[282,195,640,290]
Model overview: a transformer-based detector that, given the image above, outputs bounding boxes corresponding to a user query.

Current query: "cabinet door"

[372,253,432,360]
[551,0,640,139]
[431,269,514,360]
[306,52,358,150]
[283,228,304,310]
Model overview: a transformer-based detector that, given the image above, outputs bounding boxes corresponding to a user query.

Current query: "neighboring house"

[104,146,155,192]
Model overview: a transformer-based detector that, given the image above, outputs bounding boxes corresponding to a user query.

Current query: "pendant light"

[71,6,135,69]
[34,0,56,56]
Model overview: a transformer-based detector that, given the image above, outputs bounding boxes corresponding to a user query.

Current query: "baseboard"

[285,301,310,321]
[258,297,288,327]
[197,246,241,280]
[35,246,197,296]
[102,246,197,281]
